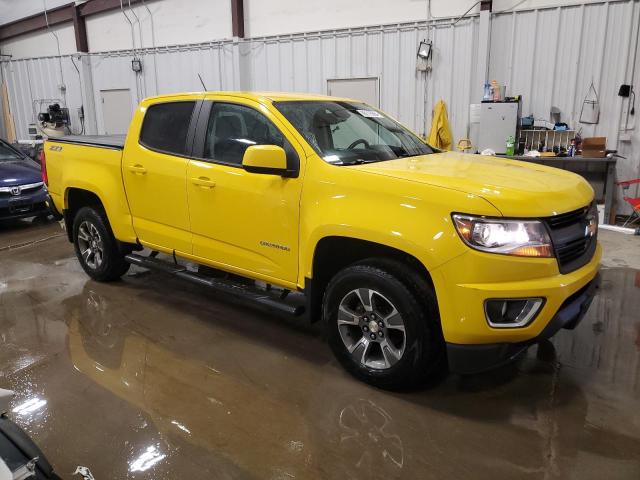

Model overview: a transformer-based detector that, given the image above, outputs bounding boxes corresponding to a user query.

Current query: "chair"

[617,178,640,227]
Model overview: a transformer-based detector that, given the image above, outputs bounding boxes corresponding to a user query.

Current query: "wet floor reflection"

[1,236,639,479]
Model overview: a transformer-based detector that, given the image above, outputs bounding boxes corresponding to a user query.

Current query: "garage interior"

[1,0,640,478]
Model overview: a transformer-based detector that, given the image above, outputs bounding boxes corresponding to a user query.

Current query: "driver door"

[186,97,305,286]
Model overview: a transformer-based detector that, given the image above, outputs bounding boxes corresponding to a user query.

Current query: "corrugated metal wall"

[1,17,480,142]
[490,1,638,147]
[244,18,479,140]
[1,0,638,208]
[0,42,240,138]
[1,56,83,138]
[490,0,640,212]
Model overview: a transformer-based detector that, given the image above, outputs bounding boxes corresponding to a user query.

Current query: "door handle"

[128,164,147,175]
[191,176,216,189]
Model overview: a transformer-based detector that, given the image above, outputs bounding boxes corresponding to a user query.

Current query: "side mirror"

[242,145,289,176]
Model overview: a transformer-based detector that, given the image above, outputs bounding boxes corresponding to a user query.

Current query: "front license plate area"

[8,199,33,214]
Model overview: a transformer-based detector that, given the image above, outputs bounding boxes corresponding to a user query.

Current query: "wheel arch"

[305,235,436,323]
[64,187,106,242]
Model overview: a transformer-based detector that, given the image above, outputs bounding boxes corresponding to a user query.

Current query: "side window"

[139,101,196,155]
[204,103,284,165]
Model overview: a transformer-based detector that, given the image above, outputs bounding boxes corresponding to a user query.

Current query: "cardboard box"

[581,137,607,158]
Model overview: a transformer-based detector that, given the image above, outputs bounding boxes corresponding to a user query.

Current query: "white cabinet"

[478,102,520,154]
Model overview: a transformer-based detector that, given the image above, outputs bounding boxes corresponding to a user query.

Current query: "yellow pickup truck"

[43,92,601,389]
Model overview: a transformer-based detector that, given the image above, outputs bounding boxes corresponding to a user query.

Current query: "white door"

[100,89,133,135]
[327,78,379,107]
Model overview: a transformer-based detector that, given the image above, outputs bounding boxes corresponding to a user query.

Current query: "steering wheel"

[347,138,371,149]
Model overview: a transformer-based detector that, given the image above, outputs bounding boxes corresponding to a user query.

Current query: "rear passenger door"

[186,97,304,286]
[123,99,199,254]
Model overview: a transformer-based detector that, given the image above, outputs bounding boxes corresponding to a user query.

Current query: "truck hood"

[0,159,42,187]
[354,152,594,217]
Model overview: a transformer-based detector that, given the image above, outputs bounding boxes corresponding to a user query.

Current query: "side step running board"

[124,253,305,316]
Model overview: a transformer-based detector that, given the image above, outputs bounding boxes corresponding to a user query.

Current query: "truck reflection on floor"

[66,289,316,479]
[64,284,409,479]
[60,268,640,479]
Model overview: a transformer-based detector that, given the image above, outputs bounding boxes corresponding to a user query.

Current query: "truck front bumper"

[430,241,602,374]
[446,272,600,374]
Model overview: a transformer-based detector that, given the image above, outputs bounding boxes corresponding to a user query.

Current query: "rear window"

[139,101,196,155]
[0,142,23,162]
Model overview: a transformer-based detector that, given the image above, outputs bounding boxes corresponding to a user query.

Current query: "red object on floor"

[617,178,640,227]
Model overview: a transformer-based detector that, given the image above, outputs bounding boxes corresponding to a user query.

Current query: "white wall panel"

[244,18,479,140]
[0,24,76,59]
[245,0,429,38]
[490,0,640,213]
[616,1,640,204]
[84,0,232,52]
[87,42,238,133]
[0,0,69,26]
[491,1,637,144]
[1,55,83,138]
[242,0,622,38]
[89,55,140,135]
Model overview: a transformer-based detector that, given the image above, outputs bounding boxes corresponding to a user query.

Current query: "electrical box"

[478,102,521,154]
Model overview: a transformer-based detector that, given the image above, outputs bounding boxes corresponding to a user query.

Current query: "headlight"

[452,214,553,257]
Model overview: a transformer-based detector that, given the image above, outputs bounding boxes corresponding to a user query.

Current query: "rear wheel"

[324,261,445,390]
[72,206,130,282]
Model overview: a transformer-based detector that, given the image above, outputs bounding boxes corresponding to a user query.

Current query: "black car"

[0,140,49,221]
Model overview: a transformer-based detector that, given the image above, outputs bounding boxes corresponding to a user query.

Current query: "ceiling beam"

[0,4,74,42]
[77,0,142,17]
[480,1,493,11]
[231,0,244,38]
[0,0,144,44]
[71,5,89,52]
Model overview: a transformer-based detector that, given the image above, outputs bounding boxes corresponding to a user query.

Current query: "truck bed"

[53,135,126,150]
[45,134,134,243]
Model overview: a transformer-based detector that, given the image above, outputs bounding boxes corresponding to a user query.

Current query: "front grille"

[543,205,597,274]
[546,206,588,229]
[0,182,45,198]
[556,236,590,264]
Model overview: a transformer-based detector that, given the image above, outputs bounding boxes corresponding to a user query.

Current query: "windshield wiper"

[338,158,380,166]
[396,150,433,158]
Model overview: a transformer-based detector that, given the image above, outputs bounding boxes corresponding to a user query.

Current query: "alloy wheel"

[337,288,407,369]
[77,221,104,270]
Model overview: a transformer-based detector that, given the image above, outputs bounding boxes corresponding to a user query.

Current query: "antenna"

[197,74,208,91]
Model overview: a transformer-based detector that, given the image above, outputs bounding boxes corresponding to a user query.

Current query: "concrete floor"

[1,219,639,479]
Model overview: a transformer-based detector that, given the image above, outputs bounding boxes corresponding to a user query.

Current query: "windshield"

[274,101,434,165]
[0,142,24,163]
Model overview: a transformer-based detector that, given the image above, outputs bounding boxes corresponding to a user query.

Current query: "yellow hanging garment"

[428,100,453,150]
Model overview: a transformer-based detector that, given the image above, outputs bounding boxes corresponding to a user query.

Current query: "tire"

[323,260,445,390]
[72,206,130,282]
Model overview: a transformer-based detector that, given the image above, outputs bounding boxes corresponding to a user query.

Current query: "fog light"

[484,298,544,328]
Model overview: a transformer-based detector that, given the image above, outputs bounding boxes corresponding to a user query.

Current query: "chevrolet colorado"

[43,92,601,389]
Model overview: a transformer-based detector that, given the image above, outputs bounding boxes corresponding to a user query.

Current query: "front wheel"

[324,262,445,390]
[72,206,130,282]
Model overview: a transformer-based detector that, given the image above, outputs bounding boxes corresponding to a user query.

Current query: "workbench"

[498,155,617,223]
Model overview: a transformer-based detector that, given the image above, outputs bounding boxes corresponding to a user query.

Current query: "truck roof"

[143,91,359,104]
